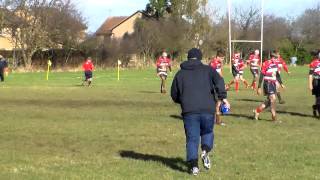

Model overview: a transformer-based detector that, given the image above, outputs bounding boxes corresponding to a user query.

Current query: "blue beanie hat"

[187,48,202,60]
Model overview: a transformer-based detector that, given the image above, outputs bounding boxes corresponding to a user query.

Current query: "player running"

[253,52,285,122]
[209,49,226,126]
[274,50,290,104]
[156,51,172,94]
[82,57,94,86]
[308,50,320,118]
[226,51,249,92]
[246,49,261,90]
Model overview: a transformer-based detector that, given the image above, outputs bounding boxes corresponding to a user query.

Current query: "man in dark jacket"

[0,55,8,82]
[171,48,230,175]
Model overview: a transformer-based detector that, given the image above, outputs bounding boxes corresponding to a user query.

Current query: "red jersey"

[309,58,320,78]
[247,54,260,70]
[261,58,279,82]
[82,60,94,71]
[232,57,245,73]
[156,57,171,73]
[209,57,222,75]
[274,56,289,73]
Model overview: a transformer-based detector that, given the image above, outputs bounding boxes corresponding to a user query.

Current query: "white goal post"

[228,0,264,69]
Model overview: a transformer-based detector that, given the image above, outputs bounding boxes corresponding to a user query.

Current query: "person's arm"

[276,72,285,88]
[309,66,314,91]
[156,58,161,67]
[211,69,230,108]
[257,71,264,95]
[171,72,181,104]
[282,60,289,73]
[168,59,172,72]
[211,69,227,100]
[309,75,313,91]
[258,72,264,88]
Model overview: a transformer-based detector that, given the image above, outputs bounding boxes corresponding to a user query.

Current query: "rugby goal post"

[228,0,264,71]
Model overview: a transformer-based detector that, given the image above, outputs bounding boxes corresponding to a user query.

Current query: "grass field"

[0,66,319,179]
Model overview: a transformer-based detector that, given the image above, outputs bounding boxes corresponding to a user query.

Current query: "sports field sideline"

[0,67,319,179]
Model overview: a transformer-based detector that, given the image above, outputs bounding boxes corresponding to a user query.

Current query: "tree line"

[85,0,319,66]
[1,0,319,69]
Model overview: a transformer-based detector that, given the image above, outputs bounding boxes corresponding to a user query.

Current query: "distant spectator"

[0,55,8,82]
[290,56,297,66]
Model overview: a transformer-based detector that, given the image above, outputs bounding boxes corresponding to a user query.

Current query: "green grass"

[0,66,319,179]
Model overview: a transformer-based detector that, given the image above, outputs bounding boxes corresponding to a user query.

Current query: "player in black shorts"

[253,52,285,122]
[156,52,172,93]
[309,50,320,117]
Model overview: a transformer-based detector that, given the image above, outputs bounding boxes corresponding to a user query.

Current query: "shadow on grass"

[227,113,254,120]
[227,113,273,122]
[236,98,261,103]
[138,91,159,94]
[169,115,183,120]
[277,110,315,118]
[0,98,167,108]
[119,150,187,173]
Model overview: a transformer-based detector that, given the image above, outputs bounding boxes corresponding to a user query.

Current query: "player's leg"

[87,71,93,86]
[254,82,274,120]
[162,75,167,93]
[269,94,277,121]
[226,69,237,90]
[312,79,320,117]
[250,69,258,90]
[253,73,259,89]
[315,95,320,118]
[200,113,215,170]
[160,75,166,93]
[240,75,249,88]
[82,72,88,86]
[183,114,201,175]
[235,75,240,92]
[276,81,285,104]
[254,98,270,120]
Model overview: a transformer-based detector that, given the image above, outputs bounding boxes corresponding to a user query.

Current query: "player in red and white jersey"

[253,52,285,122]
[156,51,172,94]
[82,57,94,86]
[274,54,290,74]
[226,52,249,92]
[308,50,320,117]
[209,49,226,126]
[209,52,224,77]
[246,49,261,90]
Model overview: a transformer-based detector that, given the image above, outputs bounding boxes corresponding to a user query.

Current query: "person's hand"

[281,84,286,89]
[309,85,313,91]
[287,71,291,75]
[222,99,230,109]
[257,88,262,95]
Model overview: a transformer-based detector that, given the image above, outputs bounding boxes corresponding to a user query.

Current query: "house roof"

[95,16,128,35]
[95,11,148,36]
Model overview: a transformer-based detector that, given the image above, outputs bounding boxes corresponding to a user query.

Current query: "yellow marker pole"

[46,60,52,80]
[117,60,121,81]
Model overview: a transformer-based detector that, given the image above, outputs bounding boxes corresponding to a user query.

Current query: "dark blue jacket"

[171,59,227,115]
[0,59,8,71]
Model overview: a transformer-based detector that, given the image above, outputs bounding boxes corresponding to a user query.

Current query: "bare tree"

[0,0,86,68]
[293,4,320,50]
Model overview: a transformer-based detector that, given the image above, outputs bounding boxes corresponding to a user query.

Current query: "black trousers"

[0,70,4,82]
